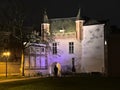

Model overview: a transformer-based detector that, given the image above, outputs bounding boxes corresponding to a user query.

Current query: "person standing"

[54,65,58,77]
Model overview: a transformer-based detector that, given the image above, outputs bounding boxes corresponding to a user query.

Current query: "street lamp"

[3,51,10,77]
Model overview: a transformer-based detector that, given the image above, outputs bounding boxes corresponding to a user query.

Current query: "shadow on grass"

[0,76,120,90]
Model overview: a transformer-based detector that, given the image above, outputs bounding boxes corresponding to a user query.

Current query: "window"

[41,47,45,54]
[40,57,47,69]
[36,47,40,54]
[41,47,45,52]
[52,43,57,54]
[69,42,74,54]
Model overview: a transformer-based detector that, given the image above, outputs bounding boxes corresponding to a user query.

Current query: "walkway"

[0,76,41,83]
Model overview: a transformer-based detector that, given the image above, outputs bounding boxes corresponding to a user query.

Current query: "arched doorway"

[49,62,61,77]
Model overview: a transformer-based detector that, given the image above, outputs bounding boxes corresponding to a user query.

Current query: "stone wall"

[0,62,20,76]
[81,24,105,73]
[49,38,82,73]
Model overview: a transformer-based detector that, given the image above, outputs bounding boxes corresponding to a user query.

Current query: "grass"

[0,76,120,90]
[0,75,28,80]
[0,76,21,80]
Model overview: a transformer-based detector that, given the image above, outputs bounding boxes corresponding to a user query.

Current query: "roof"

[84,18,107,25]
[49,17,76,33]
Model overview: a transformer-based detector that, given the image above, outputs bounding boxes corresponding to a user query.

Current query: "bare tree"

[0,0,27,76]
[0,0,56,76]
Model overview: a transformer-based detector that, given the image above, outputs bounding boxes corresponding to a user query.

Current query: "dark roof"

[49,17,76,32]
[43,11,49,23]
[84,19,107,25]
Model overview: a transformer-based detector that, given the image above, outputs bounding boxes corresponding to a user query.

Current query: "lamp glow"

[3,52,10,56]
[105,40,107,45]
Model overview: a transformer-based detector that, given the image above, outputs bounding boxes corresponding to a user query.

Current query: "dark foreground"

[0,76,120,90]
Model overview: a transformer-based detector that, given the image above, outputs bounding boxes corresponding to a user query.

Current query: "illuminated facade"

[24,9,106,76]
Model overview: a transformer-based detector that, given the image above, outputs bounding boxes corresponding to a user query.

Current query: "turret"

[41,10,50,40]
[75,8,84,40]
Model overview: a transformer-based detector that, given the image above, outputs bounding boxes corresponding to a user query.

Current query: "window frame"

[52,42,57,55]
[69,42,74,54]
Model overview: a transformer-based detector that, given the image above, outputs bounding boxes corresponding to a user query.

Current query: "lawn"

[0,76,120,90]
[0,76,24,80]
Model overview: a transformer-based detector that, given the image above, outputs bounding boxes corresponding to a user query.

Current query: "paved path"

[0,77,41,83]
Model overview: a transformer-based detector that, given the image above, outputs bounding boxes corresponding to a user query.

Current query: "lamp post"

[3,52,10,77]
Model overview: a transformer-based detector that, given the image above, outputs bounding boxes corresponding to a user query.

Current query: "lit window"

[69,42,74,54]
[52,43,57,55]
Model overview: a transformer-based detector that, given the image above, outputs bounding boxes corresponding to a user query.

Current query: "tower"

[41,10,50,40]
[75,8,84,40]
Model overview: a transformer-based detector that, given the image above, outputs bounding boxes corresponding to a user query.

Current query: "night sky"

[0,0,120,28]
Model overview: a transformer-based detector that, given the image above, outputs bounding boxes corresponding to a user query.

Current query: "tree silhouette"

[0,0,30,76]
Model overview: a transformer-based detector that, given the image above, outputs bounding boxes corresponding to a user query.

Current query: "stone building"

[24,9,107,76]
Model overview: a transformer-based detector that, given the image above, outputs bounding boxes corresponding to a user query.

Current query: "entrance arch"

[49,62,61,77]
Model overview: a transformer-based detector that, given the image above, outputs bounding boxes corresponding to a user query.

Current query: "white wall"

[81,24,105,73]
[49,38,82,73]
[24,24,105,75]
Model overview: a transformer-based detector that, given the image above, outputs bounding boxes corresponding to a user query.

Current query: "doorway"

[49,62,61,76]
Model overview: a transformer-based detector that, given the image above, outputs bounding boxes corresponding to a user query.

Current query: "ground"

[0,76,120,90]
